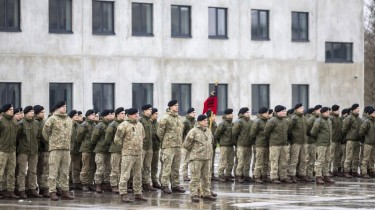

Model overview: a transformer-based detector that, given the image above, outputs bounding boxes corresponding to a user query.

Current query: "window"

[251,9,269,40]
[49,83,73,112]
[171,5,191,37]
[132,83,153,111]
[292,85,309,108]
[292,12,308,41]
[209,84,227,115]
[171,84,191,115]
[325,42,353,63]
[132,3,153,36]
[49,0,72,33]
[93,83,114,113]
[92,1,114,35]
[0,83,21,108]
[0,0,20,32]
[251,84,270,114]
[208,7,227,38]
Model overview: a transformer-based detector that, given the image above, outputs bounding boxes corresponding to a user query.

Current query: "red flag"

[203,84,218,114]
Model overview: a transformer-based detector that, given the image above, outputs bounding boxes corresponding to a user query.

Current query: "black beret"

[341,108,349,115]
[77,111,83,115]
[2,104,13,112]
[321,107,330,113]
[331,105,340,112]
[127,108,138,115]
[187,108,195,114]
[69,110,78,118]
[206,110,212,117]
[368,107,375,115]
[275,105,286,113]
[101,109,111,117]
[238,107,249,115]
[258,107,268,114]
[294,103,303,110]
[142,104,152,111]
[314,105,322,110]
[152,108,158,115]
[55,101,66,109]
[168,100,178,107]
[23,106,33,114]
[34,105,44,115]
[287,109,294,115]
[109,109,114,114]
[115,107,125,117]
[14,107,23,114]
[307,108,315,114]
[224,109,233,115]
[364,106,373,114]
[197,114,207,121]
[268,109,273,114]
[85,109,95,117]
[351,103,359,111]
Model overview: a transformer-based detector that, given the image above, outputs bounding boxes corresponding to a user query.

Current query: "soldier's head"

[101,109,112,121]
[115,107,126,121]
[13,107,23,120]
[224,109,233,119]
[55,101,67,114]
[142,104,152,117]
[197,114,208,127]
[85,109,96,121]
[109,109,115,121]
[206,110,216,121]
[151,108,159,120]
[238,107,250,118]
[23,106,34,119]
[331,104,340,115]
[258,107,268,118]
[294,103,304,114]
[168,100,179,113]
[369,108,375,117]
[314,105,322,115]
[34,105,45,119]
[127,108,139,120]
[320,107,330,117]
[274,105,286,117]
[2,104,14,117]
[341,108,349,117]
[69,110,79,121]
[268,109,274,118]
[351,103,360,114]
[77,111,83,122]
[187,108,196,118]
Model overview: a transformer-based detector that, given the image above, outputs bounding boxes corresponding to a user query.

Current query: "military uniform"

[342,112,361,176]
[151,118,161,186]
[250,114,269,182]
[306,113,319,180]
[138,113,154,190]
[330,112,343,175]
[35,115,50,197]
[70,120,81,188]
[359,115,375,177]
[182,115,196,180]
[209,121,218,178]
[105,119,123,190]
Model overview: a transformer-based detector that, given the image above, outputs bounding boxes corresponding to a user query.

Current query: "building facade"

[0,0,364,115]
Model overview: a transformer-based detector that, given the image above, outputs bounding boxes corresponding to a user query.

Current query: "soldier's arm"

[156,118,167,141]
[16,121,23,146]
[310,120,321,138]
[232,121,241,144]
[342,116,351,136]
[104,125,115,145]
[263,120,274,138]
[42,118,53,141]
[359,120,369,137]
[214,122,224,141]
[114,124,125,146]
[250,120,259,139]
[183,129,195,151]
[91,124,101,145]
[76,124,86,144]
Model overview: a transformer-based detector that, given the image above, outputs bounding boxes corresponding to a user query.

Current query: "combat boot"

[226,176,234,182]
[56,188,62,196]
[134,194,147,201]
[183,176,190,182]
[6,191,19,199]
[370,171,375,178]
[290,176,298,183]
[102,183,111,192]
[211,191,217,197]
[191,195,200,202]
[255,178,264,184]
[244,176,253,183]
[121,194,133,203]
[323,176,335,184]
[280,178,293,183]
[152,182,161,189]
[161,186,172,194]
[344,172,353,178]
[235,176,244,183]
[171,186,186,193]
[19,191,27,199]
[352,172,360,178]
[271,179,281,184]
[50,192,58,201]
[40,188,50,198]
[218,175,226,182]
[211,174,219,181]
[29,189,43,198]
[362,174,371,179]
[82,184,89,192]
[316,176,325,184]
[95,184,103,193]
[61,191,74,200]
[112,186,119,193]
[203,195,217,201]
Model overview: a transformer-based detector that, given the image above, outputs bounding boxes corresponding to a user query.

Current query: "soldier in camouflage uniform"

[306,105,322,182]
[206,110,218,181]
[115,108,147,202]
[157,100,185,194]
[68,110,82,190]
[182,108,196,181]
[16,106,43,198]
[150,108,161,188]
[232,107,253,183]
[77,109,96,191]
[183,114,216,202]
[340,108,350,174]
[359,107,375,178]
[329,105,343,177]
[42,101,74,201]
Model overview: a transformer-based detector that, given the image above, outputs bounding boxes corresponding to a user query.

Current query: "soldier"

[77,111,84,124]
[311,107,335,184]
[288,103,308,182]
[183,114,216,202]
[232,107,253,183]
[182,108,196,181]
[206,110,219,181]
[339,108,350,174]
[68,110,81,190]
[359,107,375,178]
[115,108,147,202]
[42,101,74,200]
[329,105,343,177]
[92,109,113,193]
[150,108,161,189]
[306,105,322,182]
[264,105,291,184]
[304,108,314,119]
[138,104,157,192]
[14,107,23,122]
[342,103,361,178]
[16,106,43,198]
[215,109,235,182]
[0,104,19,198]
[77,109,96,191]
[157,100,185,194]
[106,107,125,193]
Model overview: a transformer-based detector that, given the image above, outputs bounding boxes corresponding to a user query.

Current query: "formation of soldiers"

[0,99,373,203]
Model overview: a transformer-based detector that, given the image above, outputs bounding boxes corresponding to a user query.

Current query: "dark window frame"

[92,83,115,113]
[291,11,308,42]
[0,0,21,32]
[251,9,269,41]
[208,7,228,39]
[171,5,191,38]
[132,2,153,36]
[0,82,21,108]
[132,83,154,111]
[92,0,115,35]
[251,84,270,114]
[209,83,228,115]
[292,84,309,108]
[171,83,192,115]
[49,0,73,34]
[49,83,73,113]
[325,42,353,63]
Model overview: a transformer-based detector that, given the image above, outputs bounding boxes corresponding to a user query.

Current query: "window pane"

[325,42,332,60]
[50,83,72,113]
[259,11,268,38]
[49,0,58,30]
[208,8,216,36]
[92,2,101,32]
[333,43,342,59]
[251,10,258,38]
[252,84,269,114]
[93,83,114,112]
[180,7,190,35]
[64,0,72,30]
[172,84,191,115]
[217,9,226,36]
[145,4,152,34]
[292,85,309,108]
[171,6,179,35]
[6,0,19,29]
[0,83,21,108]
[291,12,299,40]
[344,43,352,61]
[102,2,113,32]
[132,83,153,111]
[300,13,308,40]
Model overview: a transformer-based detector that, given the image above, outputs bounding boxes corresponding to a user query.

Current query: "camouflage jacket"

[264,115,289,146]
[77,119,96,153]
[232,115,254,147]
[157,111,183,149]
[106,119,123,153]
[42,113,73,151]
[307,113,319,144]
[35,116,48,153]
[92,119,111,153]
[342,113,361,141]
[139,114,153,150]
[214,116,235,146]
[250,114,268,147]
[310,115,332,147]
[359,116,375,145]
[182,115,196,140]
[330,113,343,143]
[17,117,39,154]
[151,119,160,151]
[70,121,80,155]
[289,112,308,144]
[0,113,18,152]
[183,125,213,161]
[114,118,145,156]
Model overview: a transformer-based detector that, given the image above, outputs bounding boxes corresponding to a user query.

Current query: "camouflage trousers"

[288,143,306,176]
[181,148,190,179]
[218,146,234,177]
[330,142,343,173]
[142,149,153,184]
[70,153,81,184]
[305,143,316,178]
[160,148,181,188]
[341,143,346,172]
[189,160,211,197]
[252,146,256,175]
[235,146,252,177]
[211,144,217,176]
[361,144,375,175]
[48,150,70,193]
[37,152,49,188]
[17,153,38,191]
[360,143,364,171]
[80,152,95,185]
[269,146,288,180]
[315,146,330,177]
[151,149,160,184]
[95,153,111,184]
[344,140,360,173]
[110,153,121,187]
[119,155,142,195]
[254,147,269,179]
[0,152,16,191]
